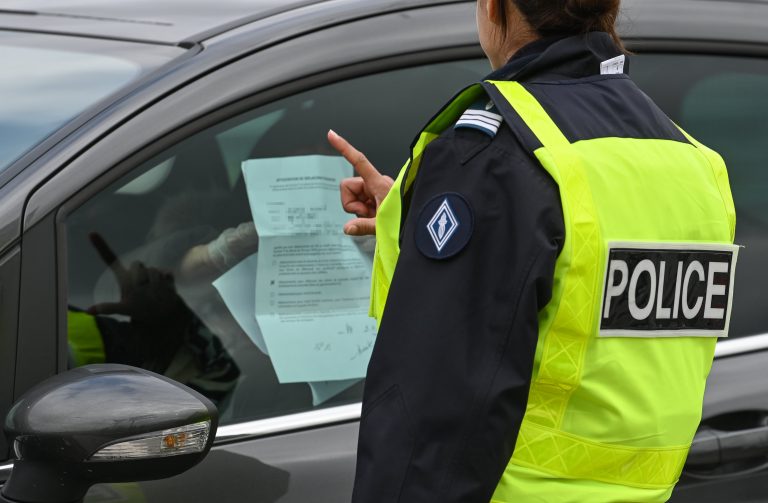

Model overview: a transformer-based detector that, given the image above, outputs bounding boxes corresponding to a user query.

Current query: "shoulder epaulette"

[455,99,503,138]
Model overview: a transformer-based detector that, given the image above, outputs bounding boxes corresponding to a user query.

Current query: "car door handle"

[686,425,768,467]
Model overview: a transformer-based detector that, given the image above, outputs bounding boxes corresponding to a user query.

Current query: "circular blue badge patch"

[415,192,474,260]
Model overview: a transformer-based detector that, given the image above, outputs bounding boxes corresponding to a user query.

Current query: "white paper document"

[243,156,376,384]
[213,252,362,404]
[243,155,352,237]
[212,253,268,354]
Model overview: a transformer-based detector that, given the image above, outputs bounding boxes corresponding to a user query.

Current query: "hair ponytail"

[499,0,625,52]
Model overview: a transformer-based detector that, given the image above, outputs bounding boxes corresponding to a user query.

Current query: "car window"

[0,32,183,173]
[632,53,768,338]
[65,59,490,425]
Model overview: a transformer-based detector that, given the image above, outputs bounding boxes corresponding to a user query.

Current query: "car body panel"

[0,246,20,460]
[0,0,321,45]
[702,349,768,419]
[671,347,768,499]
[81,421,359,502]
[13,213,57,411]
[620,0,768,45]
[0,0,471,45]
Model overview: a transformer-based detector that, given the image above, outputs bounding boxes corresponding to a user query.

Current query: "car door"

[8,3,485,502]
[630,51,768,501]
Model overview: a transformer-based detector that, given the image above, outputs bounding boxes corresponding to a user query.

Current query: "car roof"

[1,0,768,47]
[0,0,327,45]
[0,0,472,46]
[621,0,768,46]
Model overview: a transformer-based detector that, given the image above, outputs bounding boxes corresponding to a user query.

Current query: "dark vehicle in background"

[1,0,768,501]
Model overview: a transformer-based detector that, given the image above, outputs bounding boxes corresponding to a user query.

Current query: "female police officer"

[329,0,737,501]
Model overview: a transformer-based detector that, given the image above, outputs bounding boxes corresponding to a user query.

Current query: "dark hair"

[498,0,624,51]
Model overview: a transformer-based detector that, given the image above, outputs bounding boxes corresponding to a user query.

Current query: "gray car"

[1,0,767,501]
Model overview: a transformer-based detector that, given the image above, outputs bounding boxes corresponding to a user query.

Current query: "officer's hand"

[86,233,189,327]
[328,129,394,236]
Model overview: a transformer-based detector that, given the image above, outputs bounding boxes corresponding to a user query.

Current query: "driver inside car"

[66,222,256,406]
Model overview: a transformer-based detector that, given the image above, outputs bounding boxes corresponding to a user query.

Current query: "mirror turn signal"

[1,364,218,503]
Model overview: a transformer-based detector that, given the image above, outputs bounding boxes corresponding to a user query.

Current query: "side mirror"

[1,364,218,503]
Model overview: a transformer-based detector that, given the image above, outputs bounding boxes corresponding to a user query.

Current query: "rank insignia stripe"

[455,104,503,138]
[598,242,739,338]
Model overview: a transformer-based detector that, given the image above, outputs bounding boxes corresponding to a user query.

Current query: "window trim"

[0,462,12,483]
[216,403,362,443]
[0,246,20,461]
[714,332,768,359]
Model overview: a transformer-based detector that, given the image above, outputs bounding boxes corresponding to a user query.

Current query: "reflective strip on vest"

[489,82,601,433]
[512,421,690,489]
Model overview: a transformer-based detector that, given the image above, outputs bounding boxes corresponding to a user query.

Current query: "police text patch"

[599,242,739,338]
[415,193,473,260]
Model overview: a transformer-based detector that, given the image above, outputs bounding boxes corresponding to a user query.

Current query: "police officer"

[329,0,737,501]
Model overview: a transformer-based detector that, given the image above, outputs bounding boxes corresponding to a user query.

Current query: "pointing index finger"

[327,130,380,181]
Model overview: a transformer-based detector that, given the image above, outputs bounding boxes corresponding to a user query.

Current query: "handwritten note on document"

[213,252,361,404]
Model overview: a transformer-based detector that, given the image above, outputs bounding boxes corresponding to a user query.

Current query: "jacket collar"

[485,32,629,82]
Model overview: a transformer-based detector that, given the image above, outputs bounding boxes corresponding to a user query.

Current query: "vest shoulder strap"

[483,80,570,150]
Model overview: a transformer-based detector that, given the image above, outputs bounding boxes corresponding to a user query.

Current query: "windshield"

[0,31,184,173]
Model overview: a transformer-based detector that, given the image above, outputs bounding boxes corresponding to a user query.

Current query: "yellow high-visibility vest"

[369,80,737,502]
[68,310,106,367]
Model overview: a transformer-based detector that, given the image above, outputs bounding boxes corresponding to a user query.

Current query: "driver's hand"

[87,233,189,327]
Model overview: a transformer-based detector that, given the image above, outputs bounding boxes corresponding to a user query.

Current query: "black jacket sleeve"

[351,124,565,502]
